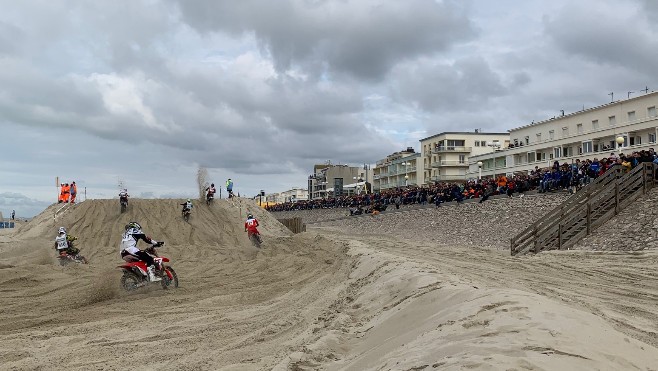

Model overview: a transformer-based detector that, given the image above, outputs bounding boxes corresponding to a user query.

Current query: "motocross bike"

[182,208,191,222]
[248,231,262,248]
[117,243,178,291]
[206,193,214,206]
[57,251,89,266]
[120,196,128,213]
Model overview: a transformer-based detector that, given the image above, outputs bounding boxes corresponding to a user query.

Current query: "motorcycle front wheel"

[161,267,179,289]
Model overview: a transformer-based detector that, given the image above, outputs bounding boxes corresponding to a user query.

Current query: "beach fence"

[278,217,306,234]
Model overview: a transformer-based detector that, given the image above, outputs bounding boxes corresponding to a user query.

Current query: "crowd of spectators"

[267,149,658,214]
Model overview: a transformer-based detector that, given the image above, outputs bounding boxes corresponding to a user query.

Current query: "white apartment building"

[420,131,510,183]
[372,147,421,191]
[468,91,658,178]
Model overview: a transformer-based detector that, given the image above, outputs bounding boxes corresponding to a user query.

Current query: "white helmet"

[58,227,66,234]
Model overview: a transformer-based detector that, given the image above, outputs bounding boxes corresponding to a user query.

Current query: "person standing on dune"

[59,183,65,203]
[70,181,77,204]
[63,183,70,203]
[226,178,234,198]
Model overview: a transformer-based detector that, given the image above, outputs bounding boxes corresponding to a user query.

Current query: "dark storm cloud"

[175,0,477,80]
[389,56,509,112]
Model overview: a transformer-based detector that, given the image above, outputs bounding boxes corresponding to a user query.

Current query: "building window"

[536,133,542,142]
[592,120,599,130]
[577,123,583,134]
[649,106,657,117]
[562,127,569,138]
[549,130,555,140]
[458,155,465,164]
[524,136,529,145]
[609,115,616,126]
[628,111,636,122]
[446,140,465,148]
[474,141,480,147]
[650,133,656,143]
[582,141,593,153]
[480,141,487,146]
[527,152,536,162]
[553,147,561,159]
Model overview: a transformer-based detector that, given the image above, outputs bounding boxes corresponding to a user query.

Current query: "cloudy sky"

[1,0,657,217]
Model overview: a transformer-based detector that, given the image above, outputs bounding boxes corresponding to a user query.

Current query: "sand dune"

[1,197,657,370]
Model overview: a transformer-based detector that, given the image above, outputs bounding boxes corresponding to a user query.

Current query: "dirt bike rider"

[54,227,80,256]
[120,221,163,282]
[205,183,216,201]
[244,213,260,237]
[119,189,129,204]
[180,199,193,216]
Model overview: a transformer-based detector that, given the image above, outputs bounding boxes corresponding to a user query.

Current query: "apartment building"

[372,147,421,191]
[307,163,372,199]
[419,131,510,183]
[265,187,309,204]
[468,91,658,178]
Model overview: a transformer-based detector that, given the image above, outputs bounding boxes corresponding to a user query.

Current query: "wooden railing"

[511,162,656,256]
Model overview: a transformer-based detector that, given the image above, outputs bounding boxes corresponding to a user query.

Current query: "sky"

[1,0,657,217]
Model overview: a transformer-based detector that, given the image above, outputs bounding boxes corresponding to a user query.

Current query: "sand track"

[1,199,658,370]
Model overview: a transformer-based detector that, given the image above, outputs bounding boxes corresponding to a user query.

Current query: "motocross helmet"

[125,221,142,234]
[211,183,214,187]
[187,198,191,202]
[58,226,66,234]
[247,213,253,219]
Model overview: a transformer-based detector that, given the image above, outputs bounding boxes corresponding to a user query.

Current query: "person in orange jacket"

[70,181,77,204]
[63,183,70,203]
[59,183,65,203]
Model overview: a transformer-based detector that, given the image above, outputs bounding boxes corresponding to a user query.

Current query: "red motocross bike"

[117,244,178,291]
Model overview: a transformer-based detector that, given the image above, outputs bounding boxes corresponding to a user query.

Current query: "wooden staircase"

[511,162,657,256]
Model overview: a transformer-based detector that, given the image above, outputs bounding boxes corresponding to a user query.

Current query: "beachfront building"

[468,91,658,178]
[420,131,510,183]
[265,187,309,204]
[307,163,373,199]
[372,147,422,191]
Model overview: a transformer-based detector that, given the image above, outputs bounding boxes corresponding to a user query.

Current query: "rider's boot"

[147,266,161,282]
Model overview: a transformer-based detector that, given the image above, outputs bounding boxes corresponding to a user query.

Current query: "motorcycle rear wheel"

[161,267,179,289]
[249,233,262,248]
[121,272,142,291]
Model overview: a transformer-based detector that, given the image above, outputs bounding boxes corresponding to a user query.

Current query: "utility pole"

[608,92,614,102]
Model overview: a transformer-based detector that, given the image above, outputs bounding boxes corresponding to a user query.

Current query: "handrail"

[511,162,656,255]
[512,165,622,243]
[53,203,70,221]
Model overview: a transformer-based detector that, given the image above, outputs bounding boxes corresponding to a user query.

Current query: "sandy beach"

[1,196,657,370]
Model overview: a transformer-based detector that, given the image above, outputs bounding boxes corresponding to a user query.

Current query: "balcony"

[432,146,472,153]
[396,166,417,174]
[431,160,468,168]
[430,174,467,181]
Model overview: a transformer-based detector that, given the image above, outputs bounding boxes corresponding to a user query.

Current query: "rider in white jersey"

[120,221,162,281]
